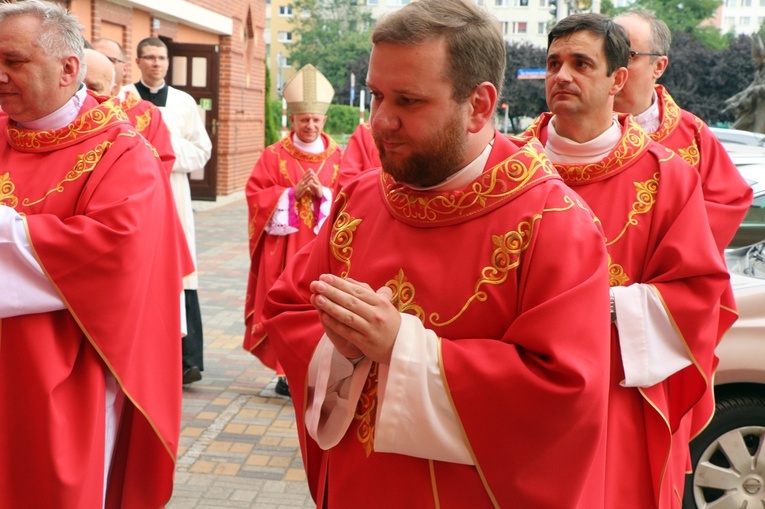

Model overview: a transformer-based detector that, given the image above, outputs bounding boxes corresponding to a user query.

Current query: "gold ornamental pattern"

[605,172,659,246]
[608,255,630,287]
[0,173,19,208]
[280,133,338,162]
[354,361,379,457]
[677,143,700,168]
[650,85,681,143]
[383,140,555,223]
[297,193,315,229]
[354,269,425,455]
[329,193,362,278]
[133,108,152,133]
[20,141,113,208]
[7,98,127,151]
[552,118,650,183]
[386,269,425,322]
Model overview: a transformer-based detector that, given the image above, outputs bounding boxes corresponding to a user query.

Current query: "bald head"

[84,48,117,96]
[92,38,127,83]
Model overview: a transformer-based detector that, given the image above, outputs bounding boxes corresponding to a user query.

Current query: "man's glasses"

[629,50,663,59]
[139,55,168,62]
[105,56,126,64]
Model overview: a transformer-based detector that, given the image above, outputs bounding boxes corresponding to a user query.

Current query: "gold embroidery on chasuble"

[554,121,649,184]
[608,255,629,287]
[22,140,114,207]
[134,109,152,133]
[677,143,700,167]
[0,173,19,208]
[606,172,659,246]
[384,143,554,222]
[329,193,361,278]
[429,197,574,327]
[354,270,426,456]
[297,194,316,229]
[7,98,126,150]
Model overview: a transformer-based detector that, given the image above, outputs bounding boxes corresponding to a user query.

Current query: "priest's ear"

[466,81,497,134]
[60,55,80,88]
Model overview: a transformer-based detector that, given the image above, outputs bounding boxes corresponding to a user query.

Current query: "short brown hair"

[548,13,630,76]
[136,37,167,58]
[371,0,506,102]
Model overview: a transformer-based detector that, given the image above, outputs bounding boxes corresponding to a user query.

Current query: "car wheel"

[683,394,765,509]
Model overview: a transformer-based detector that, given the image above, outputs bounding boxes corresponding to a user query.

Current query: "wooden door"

[165,41,220,201]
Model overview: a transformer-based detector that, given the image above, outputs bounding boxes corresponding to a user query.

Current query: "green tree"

[501,41,548,132]
[288,0,374,105]
[659,31,754,124]
[626,0,722,33]
[264,62,281,146]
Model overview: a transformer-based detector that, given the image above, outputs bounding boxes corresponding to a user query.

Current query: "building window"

[496,0,510,6]
[723,16,735,26]
[539,0,548,6]
[515,0,529,6]
[278,31,293,43]
[513,21,528,33]
[279,5,293,16]
[538,21,546,34]
[501,21,510,35]
[368,0,379,4]
[743,0,752,6]
[741,16,751,24]
[388,0,411,5]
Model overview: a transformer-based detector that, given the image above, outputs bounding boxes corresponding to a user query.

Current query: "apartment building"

[264,0,564,99]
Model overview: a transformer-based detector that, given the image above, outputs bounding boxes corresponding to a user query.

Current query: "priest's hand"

[295,170,323,198]
[309,274,401,364]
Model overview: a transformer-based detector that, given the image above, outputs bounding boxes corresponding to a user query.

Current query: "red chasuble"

[244,132,341,371]
[647,85,752,493]
[262,133,612,508]
[525,113,731,509]
[119,90,176,177]
[0,93,188,508]
[336,121,381,188]
[649,85,751,254]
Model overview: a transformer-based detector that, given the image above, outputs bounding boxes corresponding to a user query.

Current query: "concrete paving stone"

[167,199,314,508]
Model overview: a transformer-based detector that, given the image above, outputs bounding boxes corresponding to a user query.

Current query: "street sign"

[517,68,546,80]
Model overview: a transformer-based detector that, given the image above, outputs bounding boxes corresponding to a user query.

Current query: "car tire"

[683,394,765,509]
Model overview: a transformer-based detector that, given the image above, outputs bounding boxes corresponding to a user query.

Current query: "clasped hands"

[309,274,401,364]
[294,170,323,199]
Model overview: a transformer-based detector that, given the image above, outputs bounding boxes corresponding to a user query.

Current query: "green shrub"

[325,104,363,135]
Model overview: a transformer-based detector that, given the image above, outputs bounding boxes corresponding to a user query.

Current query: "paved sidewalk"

[168,196,314,509]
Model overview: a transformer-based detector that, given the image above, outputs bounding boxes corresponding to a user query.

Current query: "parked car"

[684,241,765,509]
[683,149,765,508]
[710,126,765,147]
[729,164,765,248]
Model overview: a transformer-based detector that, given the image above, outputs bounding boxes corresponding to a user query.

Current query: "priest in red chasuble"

[262,2,613,507]
[612,10,753,502]
[524,13,734,508]
[336,120,381,188]
[244,64,342,396]
[84,47,177,177]
[0,2,190,507]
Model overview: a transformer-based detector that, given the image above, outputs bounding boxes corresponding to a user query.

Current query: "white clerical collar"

[545,115,622,164]
[141,79,166,94]
[632,89,660,134]
[407,137,494,192]
[292,133,326,154]
[19,84,88,131]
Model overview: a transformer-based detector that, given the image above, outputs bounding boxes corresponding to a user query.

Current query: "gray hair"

[0,0,86,83]
[615,10,671,60]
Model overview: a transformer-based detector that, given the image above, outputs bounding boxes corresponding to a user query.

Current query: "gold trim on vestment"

[7,97,127,151]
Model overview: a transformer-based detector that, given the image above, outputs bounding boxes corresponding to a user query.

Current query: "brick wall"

[83,0,266,198]
[187,0,266,197]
